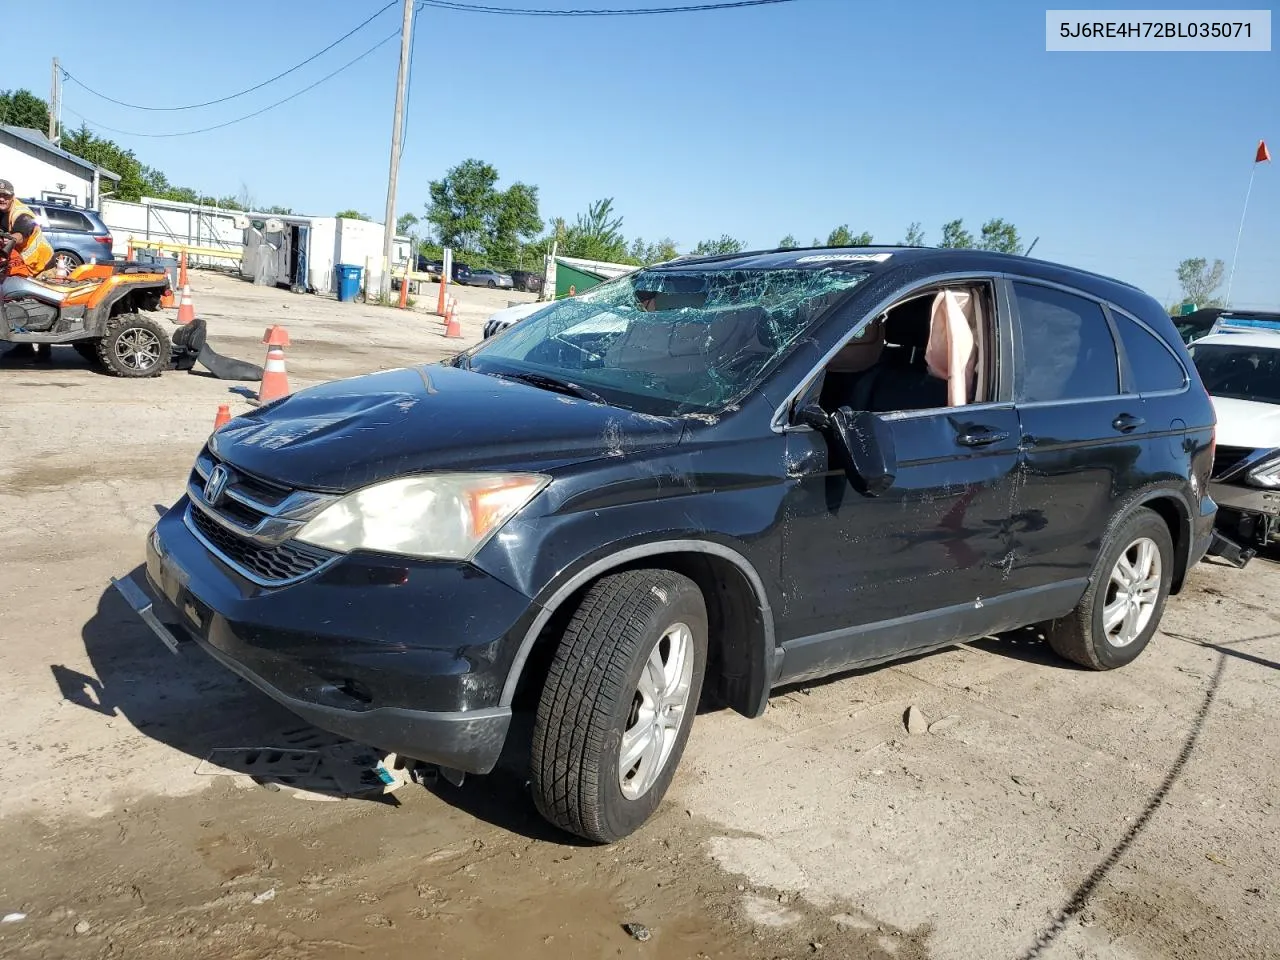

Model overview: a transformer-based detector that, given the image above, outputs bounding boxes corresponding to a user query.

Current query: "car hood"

[1210,395,1280,450]
[208,364,685,492]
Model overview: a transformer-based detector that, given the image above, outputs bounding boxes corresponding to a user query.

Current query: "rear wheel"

[1046,507,1174,670]
[97,314,170,378]
[531,569,708,843]
[52,250,83,273]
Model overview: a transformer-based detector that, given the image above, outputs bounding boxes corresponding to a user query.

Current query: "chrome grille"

[185,445,340,586]
[186,505,335,585]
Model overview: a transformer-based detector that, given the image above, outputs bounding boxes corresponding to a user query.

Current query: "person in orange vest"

[0,179,55,278]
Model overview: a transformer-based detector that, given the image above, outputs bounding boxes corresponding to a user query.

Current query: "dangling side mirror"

[830,406,898,496]
[792,401,897,495]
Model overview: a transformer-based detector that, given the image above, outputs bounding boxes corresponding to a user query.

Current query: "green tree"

[336,209,370,220]
[691,234,745,256]
[777,234,798,249]
[424,159,542,265]
[426,158,501,253]
[938,219,975,249]
[397,212,420,235]
[628,236,679,265]
[485,181,543,266]
[822,225,873,247]
[902,222,925,246]
[560,198,630,262]
[977,217,1023,254]
[0,88,50,132]
[1176,257,1226,308]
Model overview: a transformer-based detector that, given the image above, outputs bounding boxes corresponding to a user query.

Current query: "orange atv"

[1,236,177,377]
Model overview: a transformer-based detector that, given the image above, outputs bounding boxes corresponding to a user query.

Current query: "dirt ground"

[1,271,1277,960]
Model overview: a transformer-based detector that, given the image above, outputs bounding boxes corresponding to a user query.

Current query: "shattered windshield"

[462,267,870,416]
[1190,342,1280,405]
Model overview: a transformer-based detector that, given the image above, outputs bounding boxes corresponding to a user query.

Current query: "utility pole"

[49,58,61,143]
[379,0,415,303]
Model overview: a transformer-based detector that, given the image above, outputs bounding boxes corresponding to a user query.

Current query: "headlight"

[295,472,549,560]
[1246,451,1280,489]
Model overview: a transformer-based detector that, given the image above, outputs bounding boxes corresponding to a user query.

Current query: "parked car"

[1187,312,1280,552]
[412,255,443,280]
[451,261,472,284]
[483,299,551,338]
[1174,307,1280,346]
[511,269,544,294]
[128,245,1220,844]
[21,198,115,272]
[464,268,514,289]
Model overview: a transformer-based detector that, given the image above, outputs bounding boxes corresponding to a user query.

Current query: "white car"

[482,300,552,339]
[1188,314,1280,550]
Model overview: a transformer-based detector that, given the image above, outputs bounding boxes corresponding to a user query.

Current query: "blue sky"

[13,0,1279,307]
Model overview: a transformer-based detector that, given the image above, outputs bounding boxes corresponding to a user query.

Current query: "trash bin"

[336,263,363,302]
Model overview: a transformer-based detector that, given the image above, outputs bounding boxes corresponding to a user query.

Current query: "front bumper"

[134,501,540,774]
[1207,480,1280,519]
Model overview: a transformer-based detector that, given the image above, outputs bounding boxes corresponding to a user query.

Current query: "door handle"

[1112,413,1145,433]
[956,428,1009,447]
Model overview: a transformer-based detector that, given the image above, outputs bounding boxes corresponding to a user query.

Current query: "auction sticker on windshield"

[794,253,894,264]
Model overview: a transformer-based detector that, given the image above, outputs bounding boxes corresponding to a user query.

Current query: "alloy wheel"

[618,621,696,800]
[1103,536,1162,647]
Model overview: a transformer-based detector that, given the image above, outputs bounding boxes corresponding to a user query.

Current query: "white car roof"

[1192,331,1280,351]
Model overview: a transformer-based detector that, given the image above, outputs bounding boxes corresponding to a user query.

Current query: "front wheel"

[97,314,171,378]
[487,280,496,288]
[1046,506,1174,669]
[531,569,708,843]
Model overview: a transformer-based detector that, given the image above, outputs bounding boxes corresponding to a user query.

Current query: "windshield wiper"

[496,371,608,405]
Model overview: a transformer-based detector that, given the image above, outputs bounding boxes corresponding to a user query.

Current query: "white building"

[0,125,120,209]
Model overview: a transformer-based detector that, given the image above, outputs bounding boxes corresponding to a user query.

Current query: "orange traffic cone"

[444,306,462,338]
[213,404,231,431]
[177,284,196,325]
[258,326,291,403]
[178,251,189,290]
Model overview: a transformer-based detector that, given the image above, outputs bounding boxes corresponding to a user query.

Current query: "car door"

[1004,278,1149,594]
[773,279,1022,684]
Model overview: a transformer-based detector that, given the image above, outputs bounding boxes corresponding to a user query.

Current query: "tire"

[1046,506,1174,670]
[52,250,83,273]
[487,280,496,288]
[97,314,170,378]
[73,341,105,368]
[531,569,708,844]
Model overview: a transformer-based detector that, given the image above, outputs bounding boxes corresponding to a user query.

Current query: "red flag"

[1258,140,1271,164]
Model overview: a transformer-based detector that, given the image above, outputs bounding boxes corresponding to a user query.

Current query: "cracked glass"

[461,267,872,417]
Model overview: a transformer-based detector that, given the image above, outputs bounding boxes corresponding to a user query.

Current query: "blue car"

[23,198,116,271]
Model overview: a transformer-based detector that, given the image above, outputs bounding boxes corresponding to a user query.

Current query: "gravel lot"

[1,270,1276,960]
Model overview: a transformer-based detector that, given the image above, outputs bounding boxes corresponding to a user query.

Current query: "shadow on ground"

[62,567,588,842]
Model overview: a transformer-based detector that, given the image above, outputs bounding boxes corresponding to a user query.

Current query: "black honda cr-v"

[130,246,1219,843]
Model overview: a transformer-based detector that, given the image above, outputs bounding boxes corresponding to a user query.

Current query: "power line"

[63,30,400,139]
[61,1,397,112]
[417,0,802,15]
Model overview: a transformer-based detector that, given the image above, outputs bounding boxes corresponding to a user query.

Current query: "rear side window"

[44,208,92,231]
[1113,312,1188,393]
[1012,282,1119,403]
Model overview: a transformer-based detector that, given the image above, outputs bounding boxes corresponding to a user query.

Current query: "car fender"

[1098,481,1201,591]
[497,536,777,714]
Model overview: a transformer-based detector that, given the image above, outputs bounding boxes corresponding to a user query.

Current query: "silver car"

[466,268,513,289]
